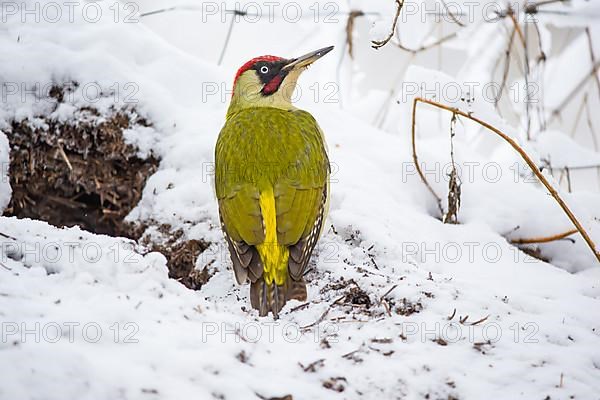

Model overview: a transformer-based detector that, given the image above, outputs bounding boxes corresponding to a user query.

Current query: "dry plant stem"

[346,10,365,59]
[396,32,458,54]
[534,0,569,7]
[411,98,444,216]
[523,13,532,139]
[411,97,600,263]
[507,9,526,47]
[56,142,73,172]
[570,92,588,137]
[495,27,517,106]
[441,0,465,27]
[565,167,572,193]
[372,0,404,49]
[511,228,578,244]
[550,61,600,122]
[443,113,461,224]
[0,231,17,240]
[585,27,600,99]
[218,13,236,65]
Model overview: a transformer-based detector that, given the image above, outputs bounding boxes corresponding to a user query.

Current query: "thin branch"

[532,19,547,63]
[218,11,238,65]
[372,0,404,49]
[378,284,398,304]
[510,229,578,244]
[549,61,600,122]
[0,231,17,241]
[447,308,456,320]
[523,12,532,139]
[583,96,600,189]
[495,26,517,106]
[585,27,600,100]
[440,0,465,27]
[411,97,600,264]
[469,315,489,326]
[569,92,587,138]
[56,142,73,172]
[507,8,526,47]
[394,31,458,54]
[346,10,365,59]
[411,98,445,215]
[565,167,572,193]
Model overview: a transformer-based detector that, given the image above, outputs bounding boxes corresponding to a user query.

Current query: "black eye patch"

[253,60,288,85]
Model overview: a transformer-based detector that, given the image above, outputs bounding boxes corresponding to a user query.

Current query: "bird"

[215,46,333,318]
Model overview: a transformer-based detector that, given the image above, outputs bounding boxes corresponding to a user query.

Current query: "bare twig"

[570,92,588,138]
[372,0,404,49]
[56,142,73,172]
[447,308,456,320]
[395,32,458,54]
[411,99,445,215]
[290,302,310,312]
[346,10,365,59]
[522,11,532,139]
[469,315,489,326]
[342,347,363,359]
[0,231,17,241]
[510,228,578,244]
[585,27,600,100]
[440,0,465,27]
[532,19,547,63]
[495,27,517,106]
[299,358,325,372]
[300,295,344,330]
[549,61,600,122]
[218,11,238,65]
[378,284,398,304]
[507,8,526,47]
[411,97,600,263]
[565,167,572,193]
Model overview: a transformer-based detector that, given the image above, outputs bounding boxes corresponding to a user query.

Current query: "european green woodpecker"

[215,46,333,318]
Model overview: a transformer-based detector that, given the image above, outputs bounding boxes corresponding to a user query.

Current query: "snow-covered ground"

[1,1,599,399]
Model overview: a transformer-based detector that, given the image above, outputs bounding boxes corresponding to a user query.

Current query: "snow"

[0,130,10,212]
[532,130,600,169]
[1,1,600,399]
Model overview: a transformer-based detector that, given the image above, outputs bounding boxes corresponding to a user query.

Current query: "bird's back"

[216,107,327,190]
[215,106,329,317]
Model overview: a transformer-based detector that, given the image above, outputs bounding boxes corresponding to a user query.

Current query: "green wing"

[215,108,329,283]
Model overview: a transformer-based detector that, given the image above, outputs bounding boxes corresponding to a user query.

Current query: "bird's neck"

[227,69,301,117]
[227,92,296,117]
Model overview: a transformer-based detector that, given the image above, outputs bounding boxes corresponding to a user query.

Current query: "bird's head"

[227,46,334,115]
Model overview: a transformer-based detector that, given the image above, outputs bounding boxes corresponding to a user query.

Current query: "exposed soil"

[5,106,158,238]
[136,223,213,290]
[3,87,211,290]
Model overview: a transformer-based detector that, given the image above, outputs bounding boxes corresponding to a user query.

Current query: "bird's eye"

[260,66,269,74]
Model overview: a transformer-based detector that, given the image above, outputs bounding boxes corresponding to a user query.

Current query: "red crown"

[233,55,283,89]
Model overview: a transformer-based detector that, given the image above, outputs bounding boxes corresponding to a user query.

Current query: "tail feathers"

[250,276,307,318]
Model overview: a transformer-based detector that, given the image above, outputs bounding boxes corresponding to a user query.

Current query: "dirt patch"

[5,104,158,238]
[3,86,212,290]
[343,286,371,308]
[136,223,213,290]
[393,297,423,316]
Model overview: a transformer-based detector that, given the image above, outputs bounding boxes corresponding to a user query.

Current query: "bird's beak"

[282,46,334,71]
